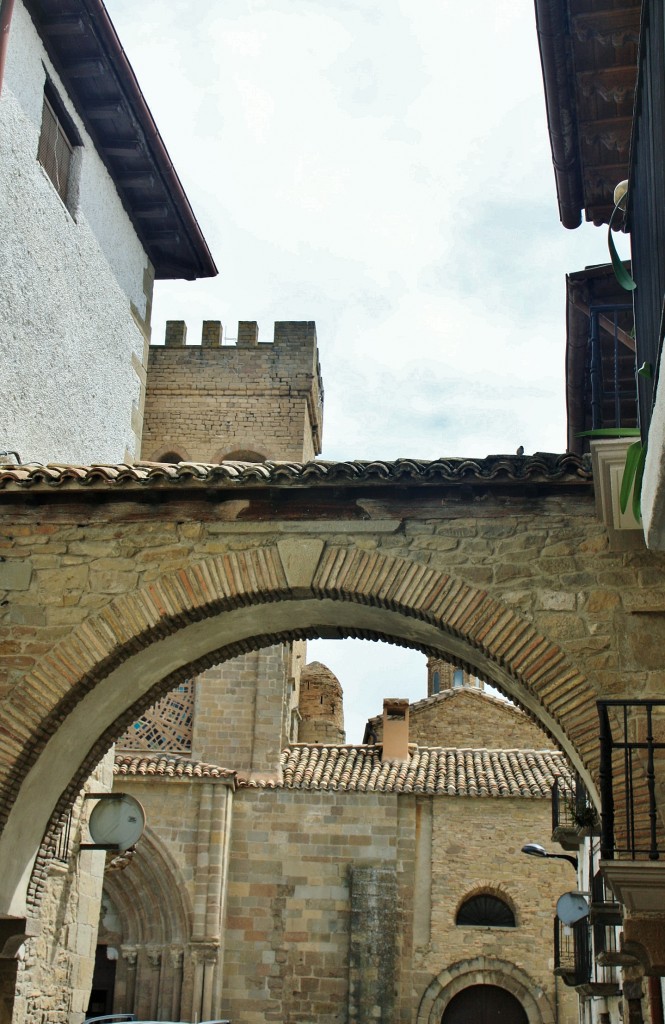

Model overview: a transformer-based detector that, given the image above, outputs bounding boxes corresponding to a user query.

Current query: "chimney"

[381,699,410,761]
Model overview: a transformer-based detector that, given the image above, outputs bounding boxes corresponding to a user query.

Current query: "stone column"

[168,946,184,1021]
[146,948,162,1020]
[190,943,219,1023]
[119,946,138,1014]
[192,783,233,1018]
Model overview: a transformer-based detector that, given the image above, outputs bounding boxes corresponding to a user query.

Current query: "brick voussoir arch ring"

[416,956,555,1024]
[0,541,597,915]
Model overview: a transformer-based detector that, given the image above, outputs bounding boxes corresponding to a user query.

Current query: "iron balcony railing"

[598,699,665,860]
[554,916,592,987]
[552,772,598,842]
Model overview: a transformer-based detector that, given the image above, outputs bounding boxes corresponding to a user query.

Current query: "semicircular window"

[456,894,515,927]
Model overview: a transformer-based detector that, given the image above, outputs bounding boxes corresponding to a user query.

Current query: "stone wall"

[141,321,323,462]
[5,477,665,919]
[219,787,576,1024]
[369,689,552,750]
[10,753,113,1024]
[298,661,346,745]
[193,644,302,776]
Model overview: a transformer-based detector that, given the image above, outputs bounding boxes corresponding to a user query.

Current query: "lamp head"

[521,843,547,858]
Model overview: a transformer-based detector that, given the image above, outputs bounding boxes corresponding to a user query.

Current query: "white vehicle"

[86,1017,230,1024]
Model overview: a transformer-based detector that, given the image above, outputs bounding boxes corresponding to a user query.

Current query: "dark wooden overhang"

[534,0,640,227]
[0,454,594,521]
[24,0,218,281]
[566,263,636,452]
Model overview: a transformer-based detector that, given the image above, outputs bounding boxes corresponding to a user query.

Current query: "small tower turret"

[298,662,345,745]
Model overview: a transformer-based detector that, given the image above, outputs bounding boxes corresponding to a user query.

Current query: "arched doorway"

[442,984,528,1024]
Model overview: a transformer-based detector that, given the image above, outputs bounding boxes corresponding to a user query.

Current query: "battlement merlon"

[145,320,324,458]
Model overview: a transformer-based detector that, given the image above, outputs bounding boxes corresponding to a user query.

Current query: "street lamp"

[521,843,578,870]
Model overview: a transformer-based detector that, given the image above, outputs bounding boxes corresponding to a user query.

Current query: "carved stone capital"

[146,947,162,969]
[121,945,138,968]
[190,941,219,964]
[168,946,184,970]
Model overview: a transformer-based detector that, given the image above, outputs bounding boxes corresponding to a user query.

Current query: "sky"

[105,0,629,742]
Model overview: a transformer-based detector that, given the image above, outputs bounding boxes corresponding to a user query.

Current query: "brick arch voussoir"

[0,547,291,836]
[312,546,599,769]
[8,544,598,914]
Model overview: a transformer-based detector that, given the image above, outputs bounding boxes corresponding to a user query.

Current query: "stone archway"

[0,540,598,918]
[416,957,554,1024]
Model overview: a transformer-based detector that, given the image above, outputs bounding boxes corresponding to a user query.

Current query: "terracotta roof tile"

[114,753,235,784]
[0,454,591,492]
[237,745,568,796]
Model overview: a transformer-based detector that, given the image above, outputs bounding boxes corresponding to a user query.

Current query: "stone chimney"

[381,698,410,761]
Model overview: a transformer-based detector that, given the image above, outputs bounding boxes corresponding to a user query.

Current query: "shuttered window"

[36,82,81,208]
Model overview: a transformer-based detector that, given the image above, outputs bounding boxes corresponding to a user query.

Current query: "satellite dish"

[88,794,145,851]
[556,891,589,925]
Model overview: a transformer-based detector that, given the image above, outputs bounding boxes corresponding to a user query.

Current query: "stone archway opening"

[442,984,528,1024]
[0,542,601,920]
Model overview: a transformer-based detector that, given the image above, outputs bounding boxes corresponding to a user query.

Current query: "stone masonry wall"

[224,789,404,1024]
[11,753,113,1024]
[7,484,665,922]
[371,689,552,750]
[221,787,575,1024]
[193,645,295,775]
[141,321,323,463]
[298,661,346,745]
[415,794,578,1022]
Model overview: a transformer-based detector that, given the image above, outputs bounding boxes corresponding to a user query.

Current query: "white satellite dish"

[88,794,145,851]
[556,891,589,925]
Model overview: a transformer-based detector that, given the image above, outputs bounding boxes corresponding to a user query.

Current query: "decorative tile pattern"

[116,681,194,752]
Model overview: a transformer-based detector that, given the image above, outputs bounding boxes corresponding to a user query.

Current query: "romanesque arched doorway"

[442,984,528,1024]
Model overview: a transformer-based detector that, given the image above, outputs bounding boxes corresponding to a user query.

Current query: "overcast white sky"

[106,0,628,741]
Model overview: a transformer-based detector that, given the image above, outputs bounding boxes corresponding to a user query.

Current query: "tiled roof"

[238,745,568,797]
[114,753,235,783]
[0,453,591,492]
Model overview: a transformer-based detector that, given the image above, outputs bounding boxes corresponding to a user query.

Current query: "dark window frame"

[456,893,516,928]
[37,78,82,208]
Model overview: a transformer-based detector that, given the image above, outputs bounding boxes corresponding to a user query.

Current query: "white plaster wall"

[0,2,151,465]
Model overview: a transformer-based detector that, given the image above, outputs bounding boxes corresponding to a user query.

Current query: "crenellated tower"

[141,320,323,463]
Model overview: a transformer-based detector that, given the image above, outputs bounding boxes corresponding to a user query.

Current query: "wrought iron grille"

[554,916,592,986]
[552,772,598,836]
[587,304,636,433]
[598,699,665,860]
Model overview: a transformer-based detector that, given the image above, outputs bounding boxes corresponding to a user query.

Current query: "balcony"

[566,267,637,456]
[598,700,665,915]
[552,773,599,850]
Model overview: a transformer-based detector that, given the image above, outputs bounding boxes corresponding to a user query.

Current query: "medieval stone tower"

[426,655,485,696]
[141,320,323,463]
[136,319,325,772]
[298,661,345,745]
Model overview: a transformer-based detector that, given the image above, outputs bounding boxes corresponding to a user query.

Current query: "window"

[456,894,516,927]
[453,668,464,687]
[37,80,81,207]
[432,670,440,694]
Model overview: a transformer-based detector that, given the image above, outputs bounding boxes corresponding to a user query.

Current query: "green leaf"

[620,441,644,514]
[638,361,653,379]
[608,205,637,292]
[632,443,647,521]
[577,428,641,438]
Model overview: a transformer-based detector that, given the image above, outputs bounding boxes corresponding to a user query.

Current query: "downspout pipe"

[0,0,15,97]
